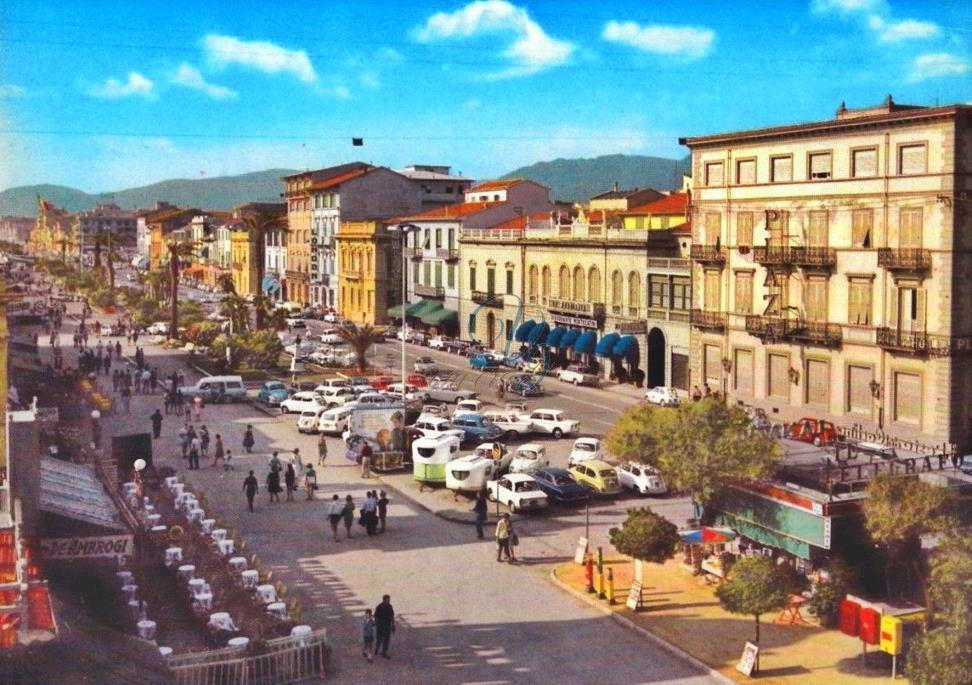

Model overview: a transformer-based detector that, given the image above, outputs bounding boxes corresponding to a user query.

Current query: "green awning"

[715,512,812,560]
[388,303,405,317]
[421,307,457,325]
[407,299,441,318]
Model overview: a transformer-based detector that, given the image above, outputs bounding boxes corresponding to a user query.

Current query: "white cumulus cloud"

[89,72,155,99]
[601,20,715,59]
[413,0,573,78]
[909,53,970,82]
[0,84,27,98]
[868,16,939,42]
[203,34,317,83]
[171,63,237,99]
[812,0,884,14]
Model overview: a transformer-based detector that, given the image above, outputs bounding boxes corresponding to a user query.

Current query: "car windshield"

[519,451,538,460]
[576,443,595,452]
[516,481,539,492]
[599,469,615,478]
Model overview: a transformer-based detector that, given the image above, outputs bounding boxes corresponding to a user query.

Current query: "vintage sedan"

[297,407,329,434]
[280,391,328,415]
[451,414,504,443]
[508,443,548,474]
[425,379,478,404]
[453,399,485,419]
[618,462,667,495]
[482,410,533,441]
[644,386,680,407]
[567,437,604,467]
[413,357,438,374]
[568,460,622,496]
[533,467,593,503]
[486,473,548,513]
[528,409,579,439]
[410,416,466,440]
[469,354,501,371]
[257,381,290,406]
[557,364,599,386]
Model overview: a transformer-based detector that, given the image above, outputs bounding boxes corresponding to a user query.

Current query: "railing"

[877,248,931,270]
[436,248,459,260]
[792,246,837,267]
[647,257,691,271]
[744,315,786,338]
[784,319,843,346]
[471,291,503,307]
[875,327,928,354]
[647,307,691,323]
[752,246,792,266]
[414,284,444,297]
[462,228,523,240]
[690,309,728,329]
[342,269,362,280]
[167,628,328,685]
[690,245,726,264]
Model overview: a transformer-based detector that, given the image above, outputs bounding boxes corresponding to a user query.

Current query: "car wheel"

[510,502,518,514]
[552,427,563,439]
[487,489,496,502]
[280,407,288,414]
[573,379,579,386]
[505,430,519,441]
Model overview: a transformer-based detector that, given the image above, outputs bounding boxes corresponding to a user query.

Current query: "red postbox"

[859,607,880,645]
[839,599,860,636]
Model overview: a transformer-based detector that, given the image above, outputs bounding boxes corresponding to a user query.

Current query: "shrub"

[243,330,284,369]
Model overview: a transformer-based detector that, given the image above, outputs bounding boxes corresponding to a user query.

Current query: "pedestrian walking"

[507,517,519,562]
[103,355,110,375]
[149,368,158,393]
[199,426,210,458]
[373,595,395,659]
[212,434,225,468]
[284,463,297,502]
[268,451,282,473]
[292,447,303,474]
[120,385,131,413]
[150,409,163,439]
[317,433,328,466]
[360,441,372,478]
[473,488,488,539]
[188,433,201,470]
[304,464,317,499]
[192,395,203,422]
[361,609,376,662]
[115,341,122,358]
[243,425,255,453]
[224,449,234,471]
[328,495,343,541]
[179,423,190,459]
[243,470,258,512]
[378,490,389,533]
[266,469,281,503]
[141,369,151,394]
[495,513,513,562]
[342,494,355,538]
[363,491,378,537]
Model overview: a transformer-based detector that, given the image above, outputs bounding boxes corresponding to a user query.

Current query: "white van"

[179,375,247,403]
[318,406,352,435]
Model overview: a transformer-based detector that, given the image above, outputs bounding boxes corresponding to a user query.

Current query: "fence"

[167,628,328,685]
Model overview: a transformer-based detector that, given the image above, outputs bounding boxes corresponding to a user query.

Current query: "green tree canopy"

[605,398,780,506]
[716,555,793,665]
[609,507,680,564]
[243,330,284,369]
[337,323,382,371]
[862,473,957,548]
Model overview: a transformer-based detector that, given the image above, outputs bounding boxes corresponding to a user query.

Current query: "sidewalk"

[552,556,897,685]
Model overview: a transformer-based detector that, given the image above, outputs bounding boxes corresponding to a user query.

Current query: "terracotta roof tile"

[625,192,688,216]
[401,201,498,221]
[486,212,550,230]
[308,168,372,191]
[671,220,692,234]
[468,179,524,192]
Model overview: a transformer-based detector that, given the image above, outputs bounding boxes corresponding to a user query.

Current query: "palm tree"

[165,239,197,338]
[336,323,382,372]
[242,211,287,328]
[141,270,169,303]
[216,272,236,295]
[266,305,288,332]
[219,293,250,334]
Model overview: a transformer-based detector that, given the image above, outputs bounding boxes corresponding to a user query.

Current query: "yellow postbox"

[879,615,902,655]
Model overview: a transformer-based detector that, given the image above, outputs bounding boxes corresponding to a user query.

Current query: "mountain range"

[0,154,691,217]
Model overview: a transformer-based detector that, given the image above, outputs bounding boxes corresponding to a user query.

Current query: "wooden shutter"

[899,207,923,248]
[734,349,753,395]
[671,353,689,390]
[705,213,721,244]
[706,162,724,186]
[893,372,921,424]
[768,353,789,399]
[734,273,753,314]
[737,212,754,247]
[899,144,926,175]
[704,270,721,310]
[772,157,792,182]
[704,344,722,384]
[853,148,877,177]
[852,209,872,247]
[808,211,828,247]
[888,286,898,330]
[806,359,829,408]
[847,365,872,415]
[805,277,827,321]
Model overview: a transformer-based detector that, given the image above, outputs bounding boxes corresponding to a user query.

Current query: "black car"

[533,467,593,503]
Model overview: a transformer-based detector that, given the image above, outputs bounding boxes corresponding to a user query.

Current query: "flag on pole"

[37,196,53,213]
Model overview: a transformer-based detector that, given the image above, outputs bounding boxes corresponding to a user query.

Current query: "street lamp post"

[391,224,420,404]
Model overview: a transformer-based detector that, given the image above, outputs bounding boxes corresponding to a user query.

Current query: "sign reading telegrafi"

[40,535,134,559]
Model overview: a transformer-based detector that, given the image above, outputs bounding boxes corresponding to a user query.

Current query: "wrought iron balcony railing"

[877,248,931,271]
[690,245,726,264]
[471,290,503,307]
[414,284,445,297]
[690,309,728,329]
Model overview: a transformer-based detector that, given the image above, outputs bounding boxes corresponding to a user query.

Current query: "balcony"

[875,327,928,355]
[647,307,691,323]
[745,315,786,339]
[784,320,843,347]
[343,269,362,280]
[408,247,425,259]
[436,248,459,261]
[690,245,726,265]
[414,284,445,298]
[471,291,503,308]
[752,246,793,266]
[877,248,931,271]
[792,246,837,268]
[690,309,727,330]
[546,298,606,317]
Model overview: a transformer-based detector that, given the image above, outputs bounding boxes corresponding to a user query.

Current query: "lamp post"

[720,358,732,402]
[391,224,420,403]
[90,409,101,449]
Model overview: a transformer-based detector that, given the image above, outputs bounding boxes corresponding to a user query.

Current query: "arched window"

[588,266,601,303]
[528,265,539,302]
[628,272,642,317]
[611,270,623,308]
[541,266,551,297]
[572,265,585,301]
[558,265,570,298]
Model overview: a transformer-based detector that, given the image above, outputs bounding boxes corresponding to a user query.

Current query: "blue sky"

[1,0,969,193]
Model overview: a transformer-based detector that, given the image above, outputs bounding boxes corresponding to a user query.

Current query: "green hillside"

[502,154,692,203]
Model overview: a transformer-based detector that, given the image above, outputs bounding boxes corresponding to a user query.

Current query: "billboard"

[350,404,407,453]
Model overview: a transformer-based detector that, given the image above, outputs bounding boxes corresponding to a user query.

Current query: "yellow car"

[568,459,622,496]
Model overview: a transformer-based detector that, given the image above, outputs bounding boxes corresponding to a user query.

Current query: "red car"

[787,417,840,446]
[406,372,429,388]
[369,375,395,391]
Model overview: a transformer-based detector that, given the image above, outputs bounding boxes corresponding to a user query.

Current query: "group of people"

[262,449,317,505]
[327,490,389,541]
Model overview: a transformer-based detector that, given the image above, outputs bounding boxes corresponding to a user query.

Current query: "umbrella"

[677,527,737,544]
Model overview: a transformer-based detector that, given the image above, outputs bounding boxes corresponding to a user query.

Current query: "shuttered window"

[469,266,476,291]
[808,211,829,247]
[848,277,872,325]
[893,372,921,425]
[805,277,828,321]
[852,148,877,178]
[704,270,721,311]
[448,263,456,288]
[705,161,724,186]
[809,152,832,179]
[768,353,789,399]
[736,159,756,185]
[771,156,792,182]
[847,365,873,416]
[891,285,925,333]
[766,210,787,245]
[899,207,923,248]
[435,262,443,287]
[704,344,722,385]
[851,209,873,247]
[704,212,721,244]
[898,144,926,175]
[734,272,753,314]
[734,349,754,395]
[737,212,754,247]
[806,359,829,408]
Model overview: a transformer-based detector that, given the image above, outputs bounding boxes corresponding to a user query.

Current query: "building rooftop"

[468,179,531,193]
[398,165,472,182]
[308,168,373,191]
[400,201,499,222]
[282,161,373,182]
[485,211,551,230]
[625,192,689,216]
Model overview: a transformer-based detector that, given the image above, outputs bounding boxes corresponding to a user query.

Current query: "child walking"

[362,609,376,662]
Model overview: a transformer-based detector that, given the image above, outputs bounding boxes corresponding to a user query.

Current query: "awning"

[560,329,581,350]
[421,307,456,325]
[545,326,567,348]
[526,322,549,346]
[262,275,281,294]
[716,513,811,560]
[514,320,537,342]
[613,335,640,363]
[678,527,737,545]
[407,299,439,317]
[388,303,404,317]
[595,332,621,357]
[574,331,598,355]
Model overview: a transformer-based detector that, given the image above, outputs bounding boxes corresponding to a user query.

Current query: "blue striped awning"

[595,332,621,357]
[559,329,581,350]
[574,331,598,355]
[514,320,537,342]
[545,326,567,348]
[527,322,549,346]
[262,275,281,294]
[613,335,640,363]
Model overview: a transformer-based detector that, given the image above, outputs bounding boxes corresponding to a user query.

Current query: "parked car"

[487,474,548,513]
[450,340,476,355]
[508,443,548,474]
[317,406,351,435]
[517,357,546,374]
[316,377,351,390]
[315,386,357,407]
[506,374,544,397]
[787,417,840,446]
[528,409,579,438]
[618,462,667,495]
[425,379,477,404]
[410,415,466,440]
[533,467,593,503]
[557,365,599,386]
[178,375,247,403]
[470,354,500,371]
[569,460,622,496]
[285,317,307,329]
[354,393,400,408]
[369,375,395,391]
[644,386,680,407]
[427,336,449,351]
[257,380,290,405]
[280,391,328,414]
[451,414,504,443]
[323,312,339,323]
[406,372,429,388]
[413,357,438,374]
[482,410,533,441]
[297,407,330,434]
[453,399,485,418]
[567,437,603,467]
[147,321,169,335]
[386,383,430,403]
[320,332,345,345]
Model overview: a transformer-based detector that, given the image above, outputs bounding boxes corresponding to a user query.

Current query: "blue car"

[451,414,503,443]
[533,467,593,503]
[469,354,500,371]
[257,381,290,406]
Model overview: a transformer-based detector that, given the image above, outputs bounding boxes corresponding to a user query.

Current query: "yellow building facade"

[335,220,396,326]
[283,171,313,305]
[681,98,972,451]
[230,230,259,297]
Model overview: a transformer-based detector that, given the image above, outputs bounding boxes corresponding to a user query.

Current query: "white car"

[618,462,667,495]
[411,416,465,440]
[146,321,169,335]
[529,409,580,439]
[557,365,599,386]
[297,407,329,433]
[486,474,548,513]
[645,386,680,407]
[568,437,604,467]
[428,336,448,350]
[320,332,345,345]
[386,383,430,402]
[280,391,328,414]
[355,393,400,408]
[286,317,307,329]
[323,312,339,323]
[413,356,438,374]
[315,386,357,407]
[509,443,548,474]
[482,410,533,440]
[453,399,485,419]
[472,442,513,472]
[317,406,351,435]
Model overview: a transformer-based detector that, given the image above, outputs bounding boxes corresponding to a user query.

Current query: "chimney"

[613,181,619,193]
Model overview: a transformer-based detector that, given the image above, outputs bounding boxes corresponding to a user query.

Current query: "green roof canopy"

[421,307,457,325]
[408,299,441,318]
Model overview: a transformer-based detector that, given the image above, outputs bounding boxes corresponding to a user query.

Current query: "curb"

[547,568,735,685]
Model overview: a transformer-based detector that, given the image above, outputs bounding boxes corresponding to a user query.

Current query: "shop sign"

[615,321,647,335]
[550,313,598,329]
[40,534,134,559]
[546,298,595,315]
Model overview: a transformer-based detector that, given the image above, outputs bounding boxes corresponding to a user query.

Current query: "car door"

[497,477,511,504]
